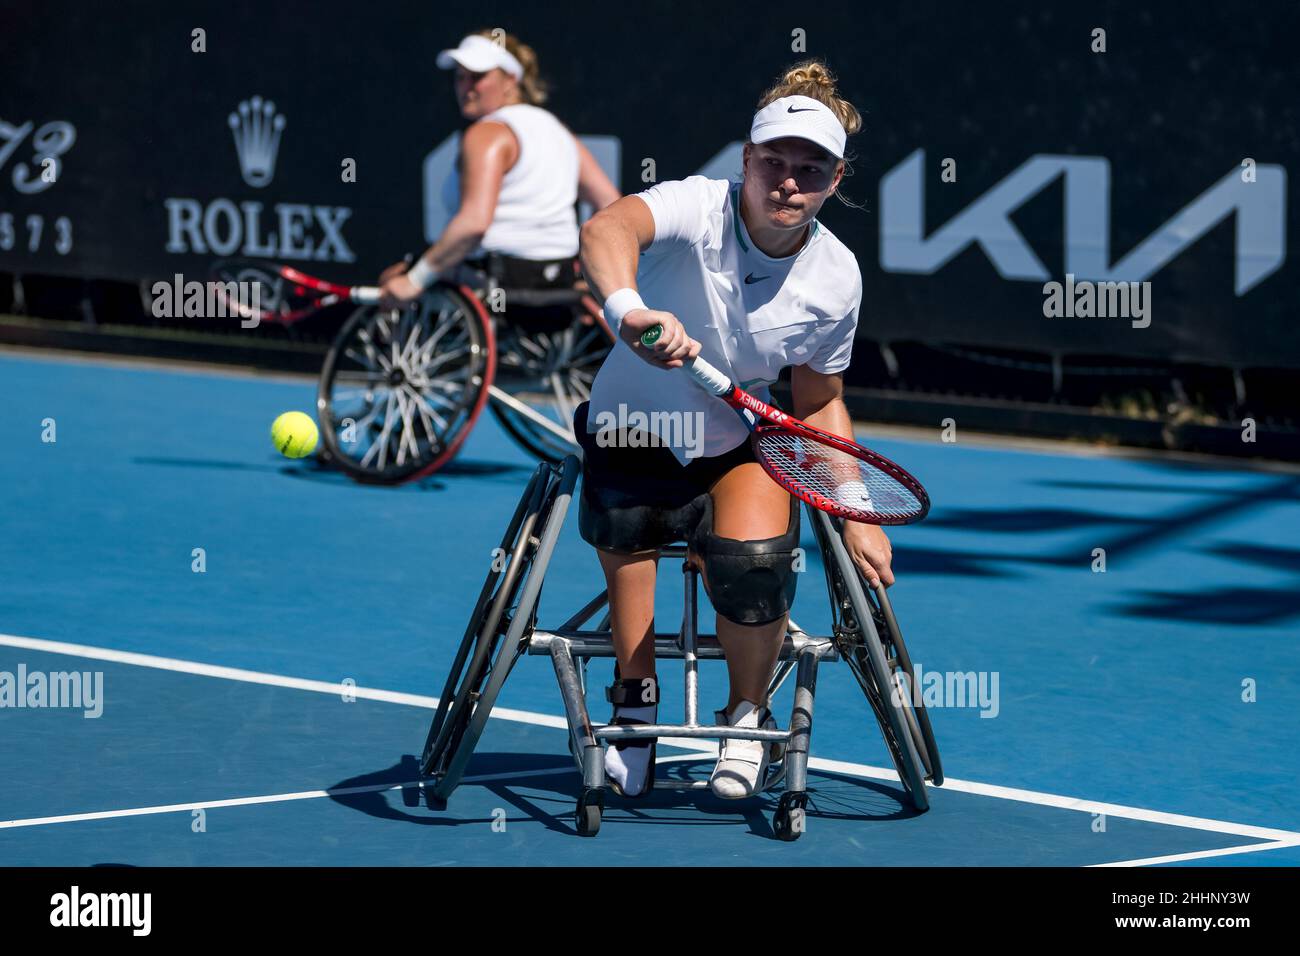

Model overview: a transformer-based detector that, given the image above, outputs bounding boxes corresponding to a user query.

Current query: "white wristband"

[407,258,439,291]
[603,288,647,330]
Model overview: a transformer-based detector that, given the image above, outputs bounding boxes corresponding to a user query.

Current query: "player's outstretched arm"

[792,363,895,588]
[579,197,698,368]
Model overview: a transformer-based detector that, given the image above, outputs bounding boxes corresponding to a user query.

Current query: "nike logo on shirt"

[744,273,770,284]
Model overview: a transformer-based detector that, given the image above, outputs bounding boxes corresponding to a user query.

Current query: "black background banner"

[0,865,1290,939]
[2,0,1297,366]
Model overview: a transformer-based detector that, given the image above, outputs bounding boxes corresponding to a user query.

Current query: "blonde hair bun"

[759,59,862,137]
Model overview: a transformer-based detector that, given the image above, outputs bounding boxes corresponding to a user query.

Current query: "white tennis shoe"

[710,699,777,799]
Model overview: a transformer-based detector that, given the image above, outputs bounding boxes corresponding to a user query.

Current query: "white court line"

[805,758,1300,843]
[0,633,435,708]
[1090,838,1300,868]
[0,768,574,830]
[4,632,1299,850]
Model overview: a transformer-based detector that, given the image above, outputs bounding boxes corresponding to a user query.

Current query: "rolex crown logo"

[228,95,286,189]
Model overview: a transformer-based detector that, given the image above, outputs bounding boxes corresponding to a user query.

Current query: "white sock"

[605,703,657,796]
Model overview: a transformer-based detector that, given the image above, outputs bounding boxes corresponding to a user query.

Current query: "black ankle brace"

[605,675,659,707]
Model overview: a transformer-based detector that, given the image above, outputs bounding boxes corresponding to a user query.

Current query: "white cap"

[749,95,846,159]
[436,35,524,80]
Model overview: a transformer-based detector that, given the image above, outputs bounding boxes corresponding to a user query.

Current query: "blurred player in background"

[380,30,620,306]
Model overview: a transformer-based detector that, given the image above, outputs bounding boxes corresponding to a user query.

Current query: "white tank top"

[442,103,580,260]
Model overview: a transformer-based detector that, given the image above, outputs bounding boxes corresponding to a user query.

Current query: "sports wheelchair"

[317,262,612,484]
[418,456,943,840]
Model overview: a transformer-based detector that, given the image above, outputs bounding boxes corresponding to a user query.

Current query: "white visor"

[749,95,846,159]
[436,34,524,80]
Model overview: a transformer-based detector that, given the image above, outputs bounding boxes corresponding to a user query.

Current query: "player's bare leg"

[702,462,792,709]
[595,548,659,795]
[691,461,792,797]
[595,548,658,680]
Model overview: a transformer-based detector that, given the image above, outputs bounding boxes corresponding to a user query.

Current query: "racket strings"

[755,431,924,519]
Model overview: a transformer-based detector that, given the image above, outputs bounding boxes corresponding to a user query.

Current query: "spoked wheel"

[317,284,495,484]
[809,506,940,812]
[488,308,614,462]
[420,456,581,801]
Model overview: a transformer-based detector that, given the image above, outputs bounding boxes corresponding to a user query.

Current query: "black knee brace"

[691,496,801,626]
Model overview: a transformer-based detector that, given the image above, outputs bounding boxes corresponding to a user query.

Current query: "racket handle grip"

[640,323,731,396]
[353,286,381,304]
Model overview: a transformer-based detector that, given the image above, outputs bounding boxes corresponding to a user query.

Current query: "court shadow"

[889,547,1019,578]
[134,455,279,472]
[656,758,921,829]
[325,753,575,831]
[133,455,531,490]
[1106,585,1300,625]
[1036,479,1239,496]
[1211,542,1300,574]
[439,459,537,478]
[276,461,445,490]
[1038,473,1300,500]
[326,751,920,840]
[923,507,1142,533]
[280,457,532,489]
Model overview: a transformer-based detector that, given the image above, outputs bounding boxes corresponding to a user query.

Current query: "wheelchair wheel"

[420,457,580,800]
[875,584,943,786]
[317,284,495,484]
[488,309,613,462]
[809,507,939,812]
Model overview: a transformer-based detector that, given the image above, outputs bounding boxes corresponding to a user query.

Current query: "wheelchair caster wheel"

[773,792,807,842]
[576,789,604,837]
[421,780,446,811]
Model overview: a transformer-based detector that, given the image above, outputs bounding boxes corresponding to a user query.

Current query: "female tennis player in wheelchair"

[576,61,894,800]
[379,29,619,307]
[316,29,622,480]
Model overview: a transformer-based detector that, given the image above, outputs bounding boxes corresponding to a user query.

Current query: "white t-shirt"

[586,175,862,465]
[442,104,580,260]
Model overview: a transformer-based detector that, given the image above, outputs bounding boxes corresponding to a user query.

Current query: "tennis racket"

[207,259,381,325]
[640,324,929,525]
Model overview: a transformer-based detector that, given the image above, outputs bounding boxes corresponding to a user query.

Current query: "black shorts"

[574,401,761,553]
[464,251,577,290]
[462,252,578,332]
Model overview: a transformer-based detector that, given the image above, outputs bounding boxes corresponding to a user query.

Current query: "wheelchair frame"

[419,456,942,840]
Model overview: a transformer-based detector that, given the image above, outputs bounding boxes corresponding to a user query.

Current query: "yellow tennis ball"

[271,411,319,459]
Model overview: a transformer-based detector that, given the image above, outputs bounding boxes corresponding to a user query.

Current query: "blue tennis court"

[2,350,1298,866]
